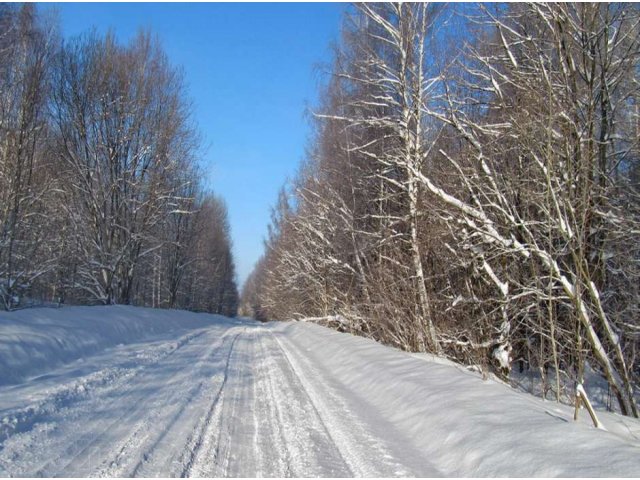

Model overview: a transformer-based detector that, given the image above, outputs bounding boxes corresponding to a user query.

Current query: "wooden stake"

[575,383,604,429]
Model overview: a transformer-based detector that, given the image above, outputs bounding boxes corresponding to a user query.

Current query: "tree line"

[241,3,640,416]
[0,4,238,316]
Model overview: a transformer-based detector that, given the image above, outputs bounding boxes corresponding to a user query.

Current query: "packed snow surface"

[0,306,639,477]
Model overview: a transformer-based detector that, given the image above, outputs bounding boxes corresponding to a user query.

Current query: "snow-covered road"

[1,309,639,477]
[0,318,435,477]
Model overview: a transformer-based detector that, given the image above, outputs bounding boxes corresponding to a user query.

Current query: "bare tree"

[51,31,198,305]
[248,2,640,416]
[0,4,59,309]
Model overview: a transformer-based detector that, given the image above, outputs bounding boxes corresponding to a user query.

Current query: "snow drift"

[0,305,223,386]
[0,306,639,476]
[276,321,640,477]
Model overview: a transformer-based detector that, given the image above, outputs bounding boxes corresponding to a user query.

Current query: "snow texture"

[0,306,639,477]
[0,306,222,386]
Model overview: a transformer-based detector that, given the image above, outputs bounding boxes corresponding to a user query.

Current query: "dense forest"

[0,4,238,315]
[241,3,640,417]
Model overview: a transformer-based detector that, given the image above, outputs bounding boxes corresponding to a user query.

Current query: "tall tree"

[51,31,198,305]
[0,4,59,309]
[248,2,640,416]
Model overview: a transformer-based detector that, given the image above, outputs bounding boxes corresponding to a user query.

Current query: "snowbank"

[278,322,640,477]
[0,305,223,386]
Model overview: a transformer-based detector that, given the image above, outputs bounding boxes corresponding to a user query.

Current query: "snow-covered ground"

[0,307,639,477]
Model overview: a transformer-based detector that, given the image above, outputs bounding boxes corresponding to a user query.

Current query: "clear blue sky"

[45,2,347,287]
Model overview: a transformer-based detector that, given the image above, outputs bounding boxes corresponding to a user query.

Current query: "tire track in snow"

[2,319,441,477]
[222,329,299,477]
[249,330,293,477]
[252,328,352,477]
[1,328,213,477]
[179,329,244,477]
[271,331,415,477]
[0,328,210,447]
[128,329,243,477]
[28,328,223,477]
[97,329,240,476]
[183,327,353,477]
[210,331,254,477]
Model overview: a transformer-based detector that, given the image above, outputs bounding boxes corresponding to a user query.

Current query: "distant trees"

[0,5,237,315]
[135,192,238,315]
[243,2,640,416]
[179,195,238,316]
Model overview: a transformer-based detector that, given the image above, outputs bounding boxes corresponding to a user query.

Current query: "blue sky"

[45,2,347,287]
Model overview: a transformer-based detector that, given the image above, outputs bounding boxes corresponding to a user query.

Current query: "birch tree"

[248,1,640,416]
[420,2,640,415]
[313,3,444,351]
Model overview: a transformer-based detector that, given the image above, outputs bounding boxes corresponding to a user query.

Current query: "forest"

[0,4,238,316]
[241,3,640,417]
